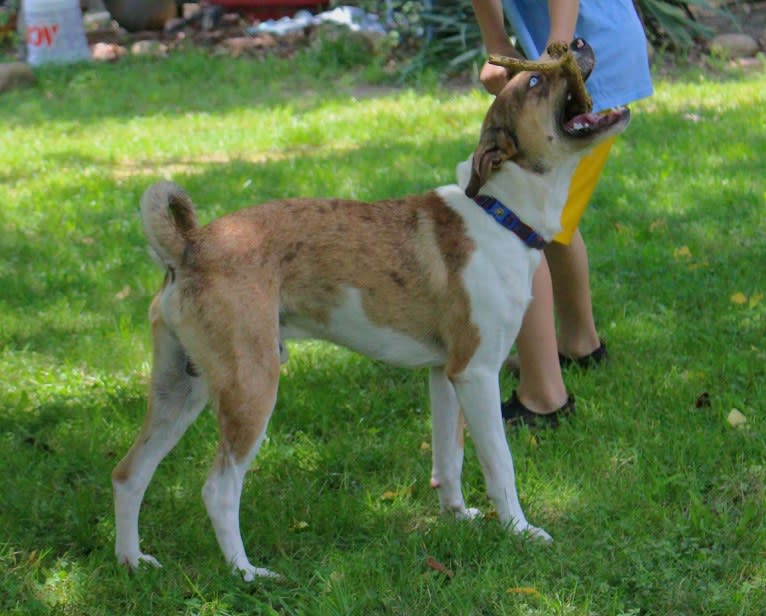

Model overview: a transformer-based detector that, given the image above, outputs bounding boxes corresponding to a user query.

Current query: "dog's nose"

[570,38,595,80]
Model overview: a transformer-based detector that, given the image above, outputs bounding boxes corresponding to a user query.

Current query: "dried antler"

[488,41,592,113]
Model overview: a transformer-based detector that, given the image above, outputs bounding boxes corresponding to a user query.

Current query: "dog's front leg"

[451,368,551,541]
[429,367,481,519]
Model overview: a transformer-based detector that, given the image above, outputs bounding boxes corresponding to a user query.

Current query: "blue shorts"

[502,0,653,111]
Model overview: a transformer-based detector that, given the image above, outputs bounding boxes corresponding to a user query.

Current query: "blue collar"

[473,195,548,250]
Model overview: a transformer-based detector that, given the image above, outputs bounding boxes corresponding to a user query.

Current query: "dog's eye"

[528,74,541,89]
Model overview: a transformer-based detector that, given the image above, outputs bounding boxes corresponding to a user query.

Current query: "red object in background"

[210,0,329,20]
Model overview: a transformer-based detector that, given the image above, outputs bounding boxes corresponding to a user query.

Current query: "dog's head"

[465,39,630,198]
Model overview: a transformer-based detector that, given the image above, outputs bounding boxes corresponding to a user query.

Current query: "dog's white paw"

[519,524,552,543]
[455,507,483,521]
[118,552,163,570]
[235,562,281,582]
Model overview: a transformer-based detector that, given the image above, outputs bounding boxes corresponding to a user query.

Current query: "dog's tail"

[140,181,199,269]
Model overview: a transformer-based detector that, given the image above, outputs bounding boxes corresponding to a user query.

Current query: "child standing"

[471,0,653,426]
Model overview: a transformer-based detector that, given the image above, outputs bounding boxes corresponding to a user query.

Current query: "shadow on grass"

[584,104,765,377]
[0,381,143,558]
[0,133,471,368]
[1,68,765,614]
[2,93,764,372]
[3,339,763,614]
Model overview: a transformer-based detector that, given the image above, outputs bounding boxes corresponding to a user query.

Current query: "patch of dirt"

[83,10,312,61]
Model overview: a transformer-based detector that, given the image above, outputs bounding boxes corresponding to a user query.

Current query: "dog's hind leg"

[113,313,209,570]
[429,367,480,520]
[201,331,282,581]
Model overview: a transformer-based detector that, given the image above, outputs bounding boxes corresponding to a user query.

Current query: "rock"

[83,10,113,31]
[710,33,759,58]
[163,17,186,33]
[102,0,177,32]
[220,35,276,57]
[131,40,168,57]
[0,62,35,94]
[91,41,127,61]
[182,3,201,20]
[734,56,764,69]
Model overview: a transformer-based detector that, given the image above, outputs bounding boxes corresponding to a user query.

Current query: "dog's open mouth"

[561,97,630,138]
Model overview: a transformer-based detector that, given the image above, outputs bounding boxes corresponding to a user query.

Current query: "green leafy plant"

[362,0,737,78]
[407,0,484,76]
[634,0,732,50]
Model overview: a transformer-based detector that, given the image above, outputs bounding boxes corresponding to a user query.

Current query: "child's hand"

[479,61,510,95]
[479,44,522,94]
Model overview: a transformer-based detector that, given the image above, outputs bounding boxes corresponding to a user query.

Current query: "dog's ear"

[465,127,518,198]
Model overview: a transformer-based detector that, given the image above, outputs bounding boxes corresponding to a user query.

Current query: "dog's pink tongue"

[564,112,600,132]
[565,109,625,134]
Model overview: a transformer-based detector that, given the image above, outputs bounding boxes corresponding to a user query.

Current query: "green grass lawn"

[1,50,765,615]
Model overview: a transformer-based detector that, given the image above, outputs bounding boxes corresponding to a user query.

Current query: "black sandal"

[504,341,608,377]
[501,391,575,429]
[558,340,608,370]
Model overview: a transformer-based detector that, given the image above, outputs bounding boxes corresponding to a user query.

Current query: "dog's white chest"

[280,287,446,368]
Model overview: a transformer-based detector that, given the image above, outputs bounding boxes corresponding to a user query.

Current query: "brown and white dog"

[113,39,629,580]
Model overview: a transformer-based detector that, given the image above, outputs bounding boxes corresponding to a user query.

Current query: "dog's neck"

[456,157,579,242]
